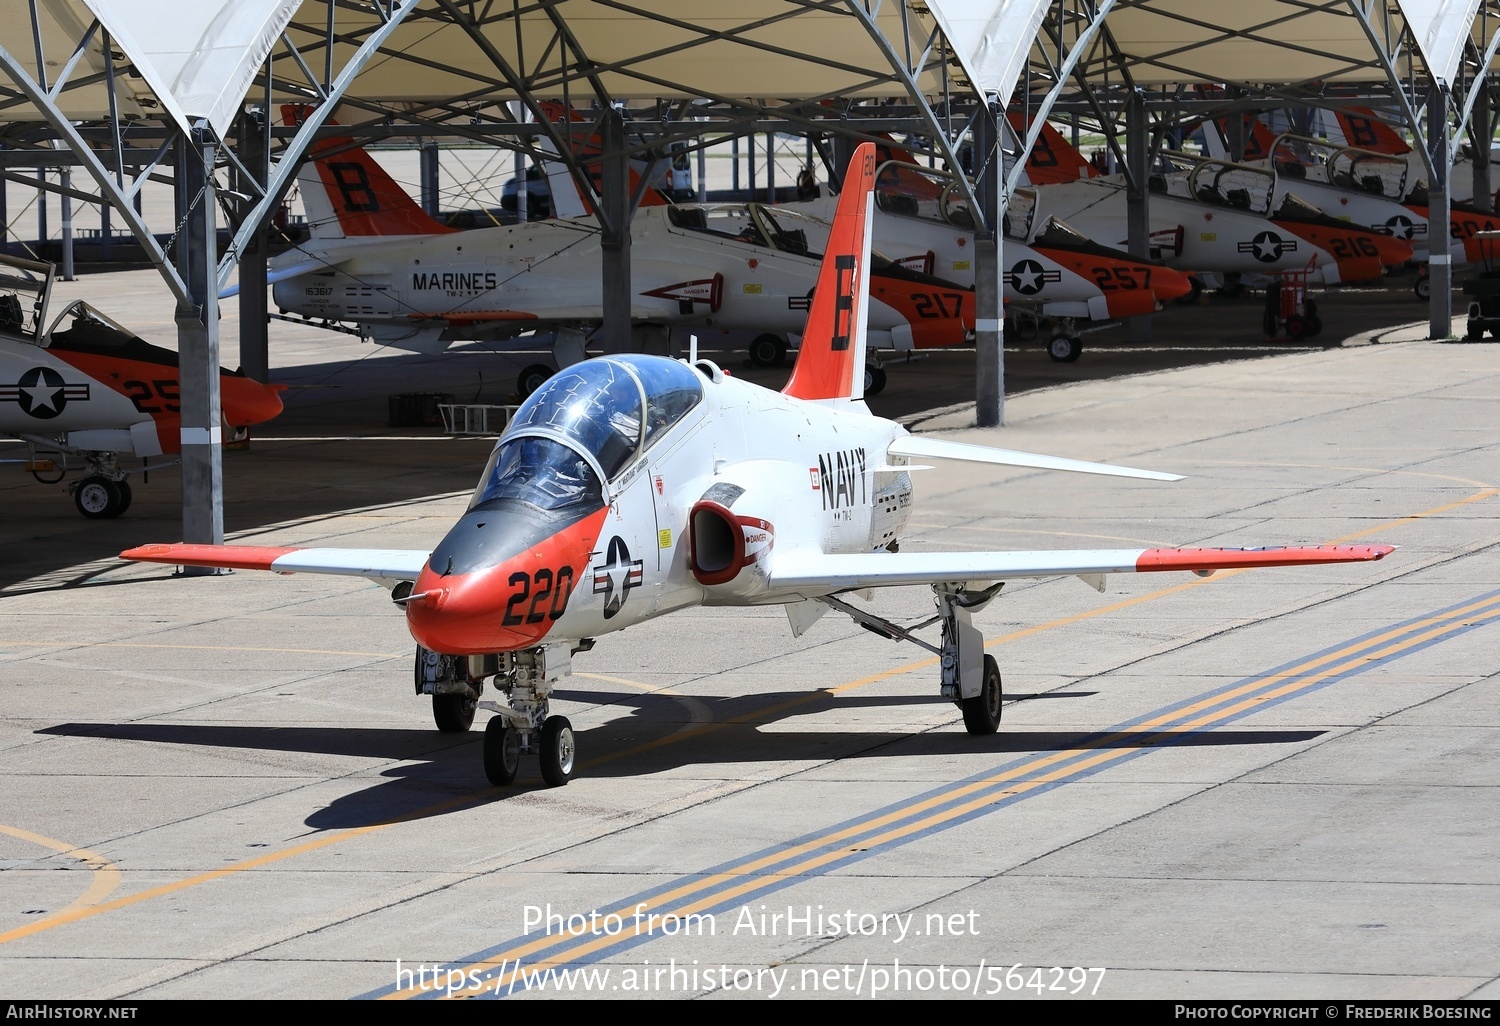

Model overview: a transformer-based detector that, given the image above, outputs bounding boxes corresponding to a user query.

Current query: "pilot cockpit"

[468,355,703,513]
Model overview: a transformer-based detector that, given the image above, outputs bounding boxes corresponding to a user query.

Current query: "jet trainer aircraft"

[785,159,1195,362]
[125,144,1392,788]
[262,117,974,396]
[1,255,284,517]
[1020,147,1414,293]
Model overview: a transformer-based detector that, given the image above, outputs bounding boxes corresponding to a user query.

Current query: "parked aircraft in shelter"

[1328,107,1500,212]
[783,157,1195,363]
[1207,117,1500,295]
[1,255,284,518]
[126,144,1393,788]
[1013,122,1414,301]
[261,110,974,397]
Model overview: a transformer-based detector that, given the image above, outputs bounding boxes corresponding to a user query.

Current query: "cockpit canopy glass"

[607,354,703,448]
[48,301,140,348]
[504,356,703,482]
[668,204,815,256]
[508,360,644,479]
[469,435,603,513]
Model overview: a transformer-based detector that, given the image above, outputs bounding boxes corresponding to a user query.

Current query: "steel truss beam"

[0,21,191,304]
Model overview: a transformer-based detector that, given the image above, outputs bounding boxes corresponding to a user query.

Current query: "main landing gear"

[67,452,132,519]
[417,642,583,786]
[1043,316,1084,363]
[820,582,1006,735]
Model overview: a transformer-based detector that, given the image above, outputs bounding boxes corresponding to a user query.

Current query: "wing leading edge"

[120,544,430,582]
[767,544,1394,593]
[888,436,1183,481]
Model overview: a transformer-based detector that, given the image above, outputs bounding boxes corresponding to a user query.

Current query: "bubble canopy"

[470,356,704,513]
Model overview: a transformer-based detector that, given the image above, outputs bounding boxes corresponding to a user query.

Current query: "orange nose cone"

[406,565,494,656]
[220,376,286,427]
[405,562,562,656]
[1372,234,1415,264]
[1102,290,1158,319]
[1150,265,1195,302]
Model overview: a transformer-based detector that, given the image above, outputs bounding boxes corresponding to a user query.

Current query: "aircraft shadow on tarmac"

[40,683,1325,829]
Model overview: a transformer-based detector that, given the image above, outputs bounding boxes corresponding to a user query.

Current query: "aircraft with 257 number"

[124,143,1393,788]
[2,254,285,518]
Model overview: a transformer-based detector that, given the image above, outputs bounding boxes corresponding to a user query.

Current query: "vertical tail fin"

[1333,108,1412,155]
[282,105,455,239]
[535,102,672,220]
[1005,113,1099,185]
[782,142,876,403]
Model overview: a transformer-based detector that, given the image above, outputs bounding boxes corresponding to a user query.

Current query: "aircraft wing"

[888,436,1183,481]
[120,544,429,582]
[768,544,1394,592]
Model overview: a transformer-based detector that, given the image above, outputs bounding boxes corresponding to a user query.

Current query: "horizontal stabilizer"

[120,544,429,582]
[219,256,339,299]
[768,544,1394,592]
[888,436,1183,482]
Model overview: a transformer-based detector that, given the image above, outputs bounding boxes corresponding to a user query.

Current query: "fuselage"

[1029,176,1413,282]
[785,193,1192,321]
[2,303,283,455]
[273,204,973,351]
[403,354,912,656]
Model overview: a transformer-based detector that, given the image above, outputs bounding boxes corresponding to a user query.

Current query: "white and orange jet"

[2,255,284,517]
[1013,118,1414,294]
[784,158,1195,363]
[258,112,975,396]
[125,144,1392,787]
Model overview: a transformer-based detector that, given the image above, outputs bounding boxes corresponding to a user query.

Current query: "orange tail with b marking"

[782,143,877,404]
[282,105,455,240]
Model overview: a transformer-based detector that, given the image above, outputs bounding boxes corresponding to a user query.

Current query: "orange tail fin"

[536,102,671,219]
[1005,112,1098,184]
[282,105,455,239]
[782,143,876,404]
[1335,108,1412,155]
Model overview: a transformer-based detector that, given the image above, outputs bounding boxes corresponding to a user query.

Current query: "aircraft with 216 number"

[125,144,1393,787]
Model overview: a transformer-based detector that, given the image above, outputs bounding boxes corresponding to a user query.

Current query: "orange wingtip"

[1136,545,1395,572]
[120,544,299,570]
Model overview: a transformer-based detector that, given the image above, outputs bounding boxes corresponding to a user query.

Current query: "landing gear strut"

[415,646,483,732]
[820,581,1005,733]
[478,643,581,787]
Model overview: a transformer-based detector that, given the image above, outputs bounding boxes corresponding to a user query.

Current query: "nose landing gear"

[477,644,580,787]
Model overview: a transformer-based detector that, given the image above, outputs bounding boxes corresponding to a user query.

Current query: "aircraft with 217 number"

[256,109,976,397]
[124,143,1393,787]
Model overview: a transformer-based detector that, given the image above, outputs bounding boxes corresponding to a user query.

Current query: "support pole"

[1428,82,1452,339]
[696,133,707,202]
[1125,89,1152,343]
[766,131,776,202]
[973,100,1004,428]
[599,107,632,354]
[1472,81,1492,214]
[59,168,73,280]
[421,141,441,218]
[236,109,270,382]
[176,122,224,562]
[36,168,47,254]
